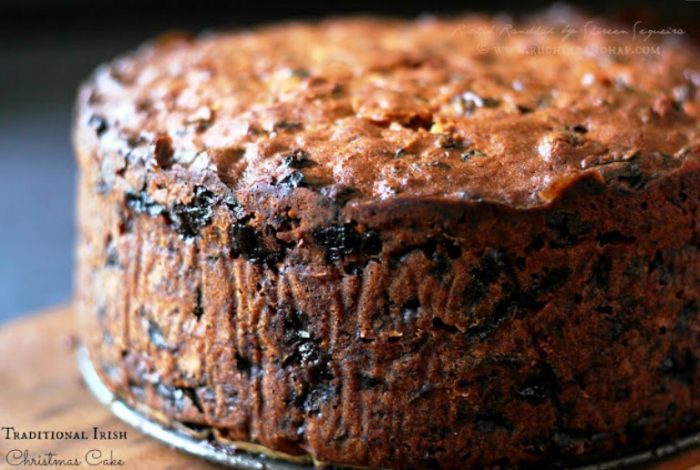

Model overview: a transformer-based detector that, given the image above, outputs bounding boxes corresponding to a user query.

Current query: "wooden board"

[0,306,699,470]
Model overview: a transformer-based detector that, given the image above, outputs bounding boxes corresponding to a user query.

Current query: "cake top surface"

[78,9,700,207]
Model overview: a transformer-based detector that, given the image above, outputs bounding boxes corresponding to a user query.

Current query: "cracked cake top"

[76,10,700,208]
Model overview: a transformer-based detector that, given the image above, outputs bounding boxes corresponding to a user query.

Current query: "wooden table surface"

[0,306,699,470]
[0,306,219,469]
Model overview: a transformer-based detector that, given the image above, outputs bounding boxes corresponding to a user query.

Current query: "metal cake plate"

[77,347,306,469]
[77,347,700,469]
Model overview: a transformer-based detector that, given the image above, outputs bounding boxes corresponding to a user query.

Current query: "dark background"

[1,0,698,322]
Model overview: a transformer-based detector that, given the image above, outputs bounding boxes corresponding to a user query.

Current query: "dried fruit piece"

[278,171,308,189]
[452,91,500,116]
[169,186,217,239]
[546,211,592,248]
[88,114,108,136]
[461,149,488,161]
[153,133,175,169]
[125,190,166,217]
[282,149,316,169]
[314,223,382,262]
[516,362,559,404]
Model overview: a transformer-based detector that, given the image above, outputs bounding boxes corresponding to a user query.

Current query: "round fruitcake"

[74,9,700,469]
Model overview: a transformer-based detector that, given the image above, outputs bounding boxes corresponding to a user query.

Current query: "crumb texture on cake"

[76,12,699,207]
[74,9,700,469]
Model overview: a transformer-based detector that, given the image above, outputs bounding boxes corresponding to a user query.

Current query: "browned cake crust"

[74,9,700,469]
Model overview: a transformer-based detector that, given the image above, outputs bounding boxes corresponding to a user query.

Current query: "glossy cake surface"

[74,9,700,468]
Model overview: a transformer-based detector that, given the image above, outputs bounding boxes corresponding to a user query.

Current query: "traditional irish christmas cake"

[74,9,700,468]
